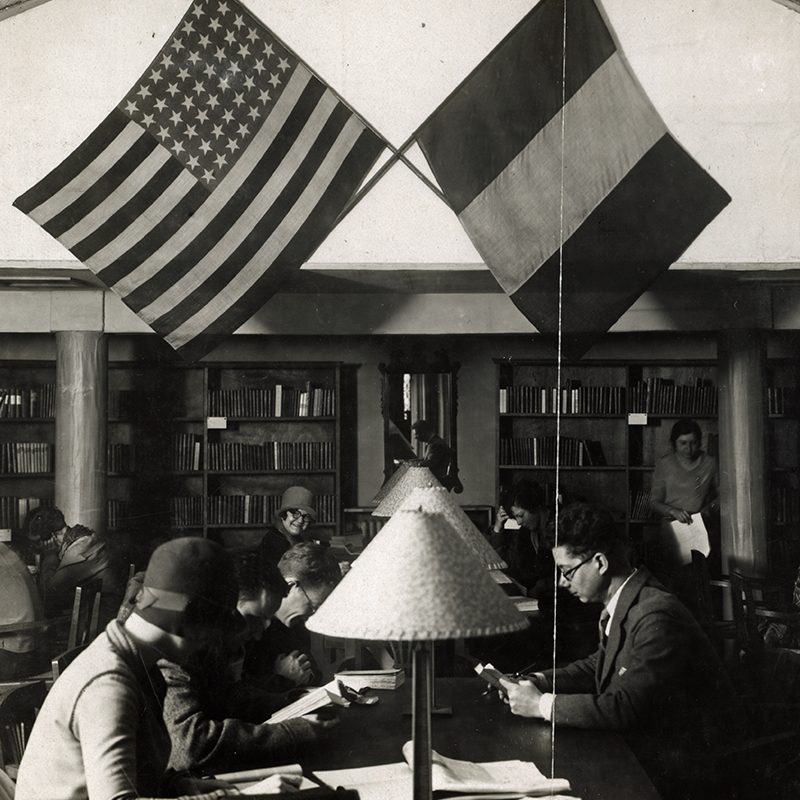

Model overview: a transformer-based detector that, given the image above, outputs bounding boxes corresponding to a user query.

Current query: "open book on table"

[267,679,348,724]
[312,741,573,800]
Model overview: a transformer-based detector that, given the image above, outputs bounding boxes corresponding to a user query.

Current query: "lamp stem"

[412,641,433,800]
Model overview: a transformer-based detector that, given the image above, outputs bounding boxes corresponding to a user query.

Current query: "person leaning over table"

[499,502,742,800]
[161,548,339,776]
[485,480,555,598]
[15,537,300,800]
[258,485,324,567]
[243,542,342,693]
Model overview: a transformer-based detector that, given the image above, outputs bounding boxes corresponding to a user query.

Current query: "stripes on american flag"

[15,0,387,360]
[414,0,730,359]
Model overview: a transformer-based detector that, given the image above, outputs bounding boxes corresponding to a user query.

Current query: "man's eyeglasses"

[558,554,595,583]
[287,509,313,524]
[290,581,320,613]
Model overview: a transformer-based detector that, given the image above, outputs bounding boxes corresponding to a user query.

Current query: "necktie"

[599,609,610,648]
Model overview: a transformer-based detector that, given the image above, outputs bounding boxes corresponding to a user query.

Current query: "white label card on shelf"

[207,416,227,429]
[628,413,648,426]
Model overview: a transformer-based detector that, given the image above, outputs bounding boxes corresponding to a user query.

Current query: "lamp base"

[404,683,452,715]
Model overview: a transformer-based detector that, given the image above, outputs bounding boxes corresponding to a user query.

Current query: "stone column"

[55,331,107,534]
[717,329,769,576]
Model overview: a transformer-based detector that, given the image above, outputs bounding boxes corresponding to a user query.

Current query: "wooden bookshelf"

[0,361,56,534]
[108,361,358,551]
[495,359,720,560]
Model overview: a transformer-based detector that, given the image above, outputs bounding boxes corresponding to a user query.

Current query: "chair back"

[68,580,103,651]
[0,680,47,777]
[51,644,89,683]
[729,571,795,653]
[690,550,716,626]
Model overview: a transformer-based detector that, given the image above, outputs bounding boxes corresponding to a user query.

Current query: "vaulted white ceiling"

[2,0,799,271]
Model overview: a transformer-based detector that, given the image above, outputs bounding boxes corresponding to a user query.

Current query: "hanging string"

[550,0,569,782]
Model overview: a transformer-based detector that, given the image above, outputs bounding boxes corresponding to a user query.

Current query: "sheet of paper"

[665,513,710,564]
[314,746,572,799]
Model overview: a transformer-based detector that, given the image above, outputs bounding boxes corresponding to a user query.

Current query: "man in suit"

[410,419,451,485]
[500,502,741,799]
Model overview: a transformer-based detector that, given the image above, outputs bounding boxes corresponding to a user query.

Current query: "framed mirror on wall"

[379,345,462,493]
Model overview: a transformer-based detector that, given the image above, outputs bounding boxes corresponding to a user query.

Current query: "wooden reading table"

[297,677,660,800]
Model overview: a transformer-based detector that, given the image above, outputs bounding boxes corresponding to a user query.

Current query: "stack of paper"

[335,668,405,691]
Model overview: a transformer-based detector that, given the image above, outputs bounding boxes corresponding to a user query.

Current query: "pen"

[305,771,334,791]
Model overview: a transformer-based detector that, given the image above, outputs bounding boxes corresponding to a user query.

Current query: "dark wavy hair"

[232,548,288,601]
[669,418,702,448]
[278,542,341,589]
[545,502,626,559]
[509,480,546,513]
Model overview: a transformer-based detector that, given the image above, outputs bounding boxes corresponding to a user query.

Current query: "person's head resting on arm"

[276,486,317,540]
[16,505,66,561]
[275,542,342,628]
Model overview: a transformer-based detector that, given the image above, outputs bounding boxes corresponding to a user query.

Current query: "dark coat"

[539,567,741,785]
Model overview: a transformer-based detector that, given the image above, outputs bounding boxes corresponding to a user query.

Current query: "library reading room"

[1,1,800,799]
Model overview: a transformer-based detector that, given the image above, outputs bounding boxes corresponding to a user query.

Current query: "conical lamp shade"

[372,461,412,504]
[372,466,442,518]
[306,509,528,641]
[393,487,508,571]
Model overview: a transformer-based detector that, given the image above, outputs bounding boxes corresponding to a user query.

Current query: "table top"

[298,677,661,800]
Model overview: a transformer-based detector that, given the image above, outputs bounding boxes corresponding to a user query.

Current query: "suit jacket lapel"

[597,568,650,689]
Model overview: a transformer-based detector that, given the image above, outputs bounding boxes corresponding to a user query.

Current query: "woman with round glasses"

[258,486,319,567]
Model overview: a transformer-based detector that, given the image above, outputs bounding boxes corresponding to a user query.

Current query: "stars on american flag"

[119,0,296,186]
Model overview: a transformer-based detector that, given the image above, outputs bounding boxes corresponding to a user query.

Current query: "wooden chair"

[0,680,47,779]
[67,580,103,651]
[689,550,737,648]
[51,644,88,683]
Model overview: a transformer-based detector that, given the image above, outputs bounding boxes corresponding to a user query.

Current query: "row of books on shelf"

[773,486,799,524]
[206,441,335,471]
[629,490,656,520]
[0,443,54,474]
[628,378,718,415]
[0,496,51,530]
[108,444,135,473]
[208,385,336,418]
[170,493,337,526]
[499,379,720,416]
[499,436,607,467]
[0,385,56,418]
[767,387,797,416]
[499,385,624,415]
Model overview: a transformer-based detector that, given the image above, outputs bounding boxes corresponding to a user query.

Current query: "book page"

[266,680,346,724]
[403,743,571,795]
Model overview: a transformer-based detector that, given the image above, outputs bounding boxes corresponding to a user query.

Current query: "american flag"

[14,0,387,360]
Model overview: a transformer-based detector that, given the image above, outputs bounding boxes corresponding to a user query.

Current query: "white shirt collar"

[603,568,637,634]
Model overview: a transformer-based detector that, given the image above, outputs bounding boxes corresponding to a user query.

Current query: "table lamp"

[393,486,507,571]
[371,466,442,518]
[306,508,528,800]
[372,460,412,504]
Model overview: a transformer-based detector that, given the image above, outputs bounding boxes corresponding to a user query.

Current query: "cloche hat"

[277,486,317,520]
